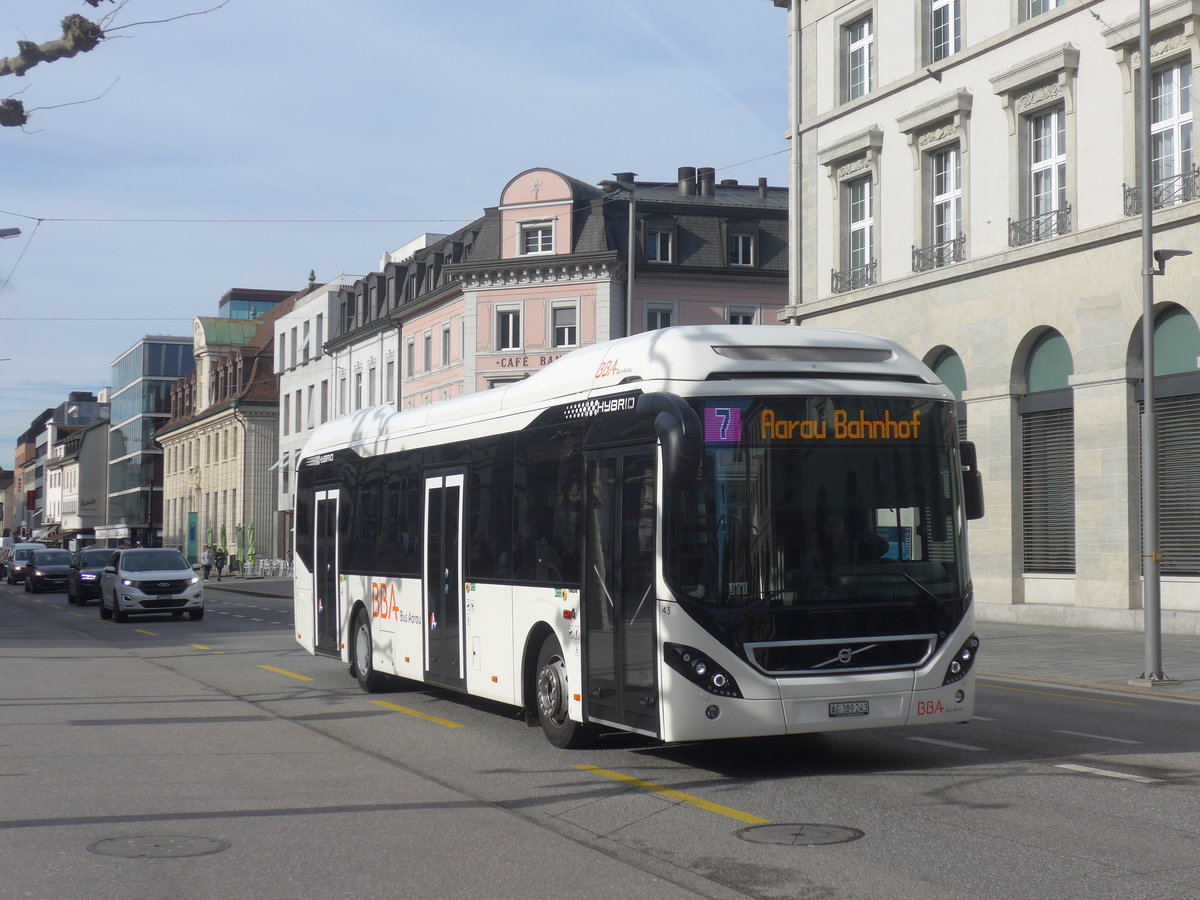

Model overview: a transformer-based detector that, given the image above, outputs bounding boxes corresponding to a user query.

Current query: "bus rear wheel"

[535,635,596,749]
[352,608,389,693]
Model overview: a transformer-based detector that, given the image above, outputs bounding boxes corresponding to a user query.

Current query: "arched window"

[1138,306,1200,574]
[930,348,967,439]
[1019,331,1074,573]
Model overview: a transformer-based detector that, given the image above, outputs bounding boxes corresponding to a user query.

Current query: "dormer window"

[520,220,554,255]
[647,230,672,263]
[728,231,756,266]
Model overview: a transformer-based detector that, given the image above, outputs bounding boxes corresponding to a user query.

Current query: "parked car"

[25,548,73,593]
[5,542,47,584]
[99,548,204,622]
[67,547,114,605]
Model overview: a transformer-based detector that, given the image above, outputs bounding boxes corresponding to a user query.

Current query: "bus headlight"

[665,643,743,698]
[943,634,980,685]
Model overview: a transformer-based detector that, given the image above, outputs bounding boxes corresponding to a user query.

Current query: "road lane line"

[133,629,157,636]
[1054,730,1143,745]
[907,737,986,751]
[980,682,1137,706]
[369,699,465,728]
[188,643,225,654]
[1055,764,1161,783]
[574,764,771,825]
[258,665,314,682]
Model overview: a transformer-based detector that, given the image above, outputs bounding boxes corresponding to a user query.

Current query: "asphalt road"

[2,580,1198,900]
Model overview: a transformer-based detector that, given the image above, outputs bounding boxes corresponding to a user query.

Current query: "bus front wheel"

[352,608,389,693]
[535,635,596,749]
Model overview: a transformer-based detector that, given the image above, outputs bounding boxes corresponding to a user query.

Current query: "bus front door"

[314,489,340,657]
[423,472,465,689]
[583,449,660,737]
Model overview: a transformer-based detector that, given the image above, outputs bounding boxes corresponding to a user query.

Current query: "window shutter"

[1022,408,1075,572]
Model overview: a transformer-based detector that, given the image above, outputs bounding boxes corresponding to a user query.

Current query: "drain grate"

[737,823,864,846]
[88,835,231,859]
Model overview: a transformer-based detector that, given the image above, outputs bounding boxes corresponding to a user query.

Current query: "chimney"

[612,172,636,184]
[720,179,739,187]
[758,177,768,200]
[678,166,697,196]
[697,167,716,197]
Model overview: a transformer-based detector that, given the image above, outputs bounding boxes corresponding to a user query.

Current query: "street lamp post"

[1132,0,1186,686]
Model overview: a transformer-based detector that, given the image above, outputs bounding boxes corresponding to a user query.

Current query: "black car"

[68,547,113,605]
[25,549,73,593]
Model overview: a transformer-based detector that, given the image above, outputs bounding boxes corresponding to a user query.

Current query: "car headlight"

[34,570,44,577]
[189,576,200,584]
[121,578,135,587]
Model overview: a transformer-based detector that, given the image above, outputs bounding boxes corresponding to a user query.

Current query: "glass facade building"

[105,336,194,545]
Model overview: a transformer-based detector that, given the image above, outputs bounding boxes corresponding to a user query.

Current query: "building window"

[441,325,451,365]
[339,376,347,415]
[646,230,672,263]
[728,232,755,267]
[497,308,521,351]
[354,372,362,411]
[520,221,553,255]
[930,0,960,63]
[728,307,757,325]
[423,333,432,371]
[306,386,315,428]
[846,175,874,283]
[368,367,376,406]
[914,143,964,271]
[282,395,290,436]
[315,314,323,356]
[845,13,874,102]
[320,380,329,423]
[1151,57,1194,206]
[295,389,302,432]
[386,360,395,403]
[1027,0,1064,18]
[552,306,578,348]
[1027,105,1067,240]
[406,340,415,378]
[647,304,673,330]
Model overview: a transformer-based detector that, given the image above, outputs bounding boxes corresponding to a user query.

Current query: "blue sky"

[0,0,790,469]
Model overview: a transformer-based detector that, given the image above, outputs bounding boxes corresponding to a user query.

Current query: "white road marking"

[972,715,997,721]
[907,736,986,752]
[1054,730,1143,745]
[1055,763,1160,783]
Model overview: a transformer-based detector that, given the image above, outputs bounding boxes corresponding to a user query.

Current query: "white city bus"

[293,325,984,747]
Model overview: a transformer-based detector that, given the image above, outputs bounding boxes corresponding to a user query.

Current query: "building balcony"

[1008,205,1072,247]
[1123,166,1200,216]
[912,234,965,273]
[830,261,877,294]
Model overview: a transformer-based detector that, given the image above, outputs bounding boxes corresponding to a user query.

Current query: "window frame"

[551,304,579,349]
[842,8,876,103]
[646,303,675,331]
[496,306,523,351]
[519,220,554,256]
[929,0,961,64]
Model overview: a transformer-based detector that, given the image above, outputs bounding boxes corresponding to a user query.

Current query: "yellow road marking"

[258,665,313,682]
[979,682,1137,706]
[370,699,465,728]
[574,764,770,825]
[133,629,157,636]
[189,643,225,654]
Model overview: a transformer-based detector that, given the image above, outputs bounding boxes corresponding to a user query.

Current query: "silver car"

[99,548,204,622]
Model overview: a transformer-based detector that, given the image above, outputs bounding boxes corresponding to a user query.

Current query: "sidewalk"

[978,621,1200,699]
[212,571,1200,701]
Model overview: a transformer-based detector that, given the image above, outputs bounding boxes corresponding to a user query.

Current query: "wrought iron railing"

[1123,165,1200,216]
[830,260,877,293]
[1008,205,1071,247]
[912,233,965,272]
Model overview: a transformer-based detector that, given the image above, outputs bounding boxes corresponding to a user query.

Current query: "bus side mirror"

[636,392,702,489]
[960,440,985,520]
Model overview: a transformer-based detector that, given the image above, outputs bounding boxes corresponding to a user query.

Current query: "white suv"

[99,548,204,622]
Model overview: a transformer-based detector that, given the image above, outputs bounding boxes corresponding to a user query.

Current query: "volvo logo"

[837,648,854,664]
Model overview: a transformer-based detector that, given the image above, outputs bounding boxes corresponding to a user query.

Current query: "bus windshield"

[665,396,968,624]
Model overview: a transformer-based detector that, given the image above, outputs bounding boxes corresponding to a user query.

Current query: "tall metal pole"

[625,187,636,337]
[1135,0,1168,683]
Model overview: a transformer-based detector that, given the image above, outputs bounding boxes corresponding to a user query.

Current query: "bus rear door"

[314,489,340,657]
[423,471,466,689]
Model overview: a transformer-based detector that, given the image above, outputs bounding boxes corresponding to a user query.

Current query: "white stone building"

[771,0,1200,632]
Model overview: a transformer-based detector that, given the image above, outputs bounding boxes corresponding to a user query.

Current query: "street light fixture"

[0,227,21,239]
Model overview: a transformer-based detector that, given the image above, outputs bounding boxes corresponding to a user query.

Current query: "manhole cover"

[737,824,864,846]
[88,836,231,859]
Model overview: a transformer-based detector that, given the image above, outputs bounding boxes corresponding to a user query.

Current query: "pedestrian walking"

[214,547,227,582]
[201,545,213,582]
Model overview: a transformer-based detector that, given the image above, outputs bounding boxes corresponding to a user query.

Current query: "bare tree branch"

[0,14,105,78]
[106,0,233,33]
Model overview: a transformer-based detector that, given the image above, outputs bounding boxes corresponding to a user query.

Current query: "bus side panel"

[293,557,316,654]
[376,575,425,682]
[513,586,582,719]
[463,582,517,705]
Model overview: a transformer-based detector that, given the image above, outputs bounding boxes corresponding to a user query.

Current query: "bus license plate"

[829,700,869,718]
